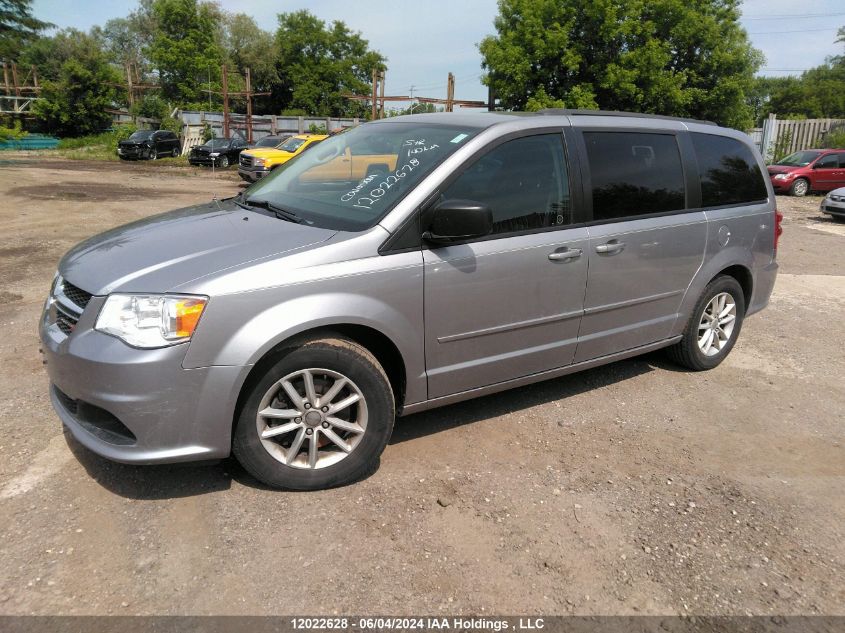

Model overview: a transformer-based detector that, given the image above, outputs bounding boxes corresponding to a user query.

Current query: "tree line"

[2,0,386,137]
[478,0,845,130]
[2,0,845,139]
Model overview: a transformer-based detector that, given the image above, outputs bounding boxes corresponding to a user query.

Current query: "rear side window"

[443,134,572,235]
[584,132,685,221]
[691,133,768,207]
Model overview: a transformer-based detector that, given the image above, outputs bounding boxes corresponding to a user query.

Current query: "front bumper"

[237,166,268,182]
[770,177,795,193]
[117,147,148,159]
[40,296,248,464]
[189,155,222,166]
[821,199,845,217]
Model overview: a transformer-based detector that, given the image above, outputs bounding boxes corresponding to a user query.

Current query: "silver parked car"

[40,110,781,490]
[821,187,845,221]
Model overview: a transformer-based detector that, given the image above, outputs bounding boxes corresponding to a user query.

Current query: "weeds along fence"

[753,114,845,163]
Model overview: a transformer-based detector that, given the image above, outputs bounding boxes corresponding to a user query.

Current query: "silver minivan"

[41,110,781,490]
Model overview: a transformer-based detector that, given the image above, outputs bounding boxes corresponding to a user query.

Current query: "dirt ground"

[0,156,842,616]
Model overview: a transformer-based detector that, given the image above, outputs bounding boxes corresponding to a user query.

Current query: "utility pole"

[446,72,456,112]
[245,67,253,144]
[222,64,230,138]
[371,68,378,121]
[378,70,386,119]
[11,62,20,98]
[125,63,135,112]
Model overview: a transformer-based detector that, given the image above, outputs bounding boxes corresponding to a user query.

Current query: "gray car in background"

[40,110,781,490]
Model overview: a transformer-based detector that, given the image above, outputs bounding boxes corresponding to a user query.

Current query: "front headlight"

[95,294,207,348]
[253,157,265,166]
[209,152,220,157]
[773,173,789,180]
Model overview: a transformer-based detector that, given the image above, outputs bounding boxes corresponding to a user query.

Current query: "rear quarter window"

[691,133,768,207]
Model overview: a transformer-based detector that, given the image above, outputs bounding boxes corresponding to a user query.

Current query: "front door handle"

[548,248,582,262]
[595,240,625,254]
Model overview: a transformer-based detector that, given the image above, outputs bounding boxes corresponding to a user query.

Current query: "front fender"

[182,256,426,405]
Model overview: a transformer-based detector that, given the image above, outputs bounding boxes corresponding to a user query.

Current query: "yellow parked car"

[238,134,328,182]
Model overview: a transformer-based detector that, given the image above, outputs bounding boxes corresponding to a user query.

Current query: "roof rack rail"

[537,108,716,126]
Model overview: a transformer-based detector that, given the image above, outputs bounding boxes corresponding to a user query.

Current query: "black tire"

[789,178,809,197]
[148,147,157,160]
[667,275,746,371]
[233,336,395,490]
[218,155,229,168]
[171,147,179,158]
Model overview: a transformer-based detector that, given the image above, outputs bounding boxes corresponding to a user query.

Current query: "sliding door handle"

[595,240,625,254]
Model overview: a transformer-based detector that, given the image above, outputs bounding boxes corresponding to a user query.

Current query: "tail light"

[774,210,783,251]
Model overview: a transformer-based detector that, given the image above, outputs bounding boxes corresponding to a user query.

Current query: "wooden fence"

[753,114,845,162]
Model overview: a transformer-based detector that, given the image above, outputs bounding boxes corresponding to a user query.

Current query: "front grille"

[55,308,76,335]
[239,154,253,168]
[61,280,92,310]
[51,278,92,337]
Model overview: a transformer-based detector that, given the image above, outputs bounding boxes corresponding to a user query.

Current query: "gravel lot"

[0,157,842,616]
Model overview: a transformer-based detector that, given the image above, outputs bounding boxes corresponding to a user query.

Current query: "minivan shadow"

[391,352,676,444]
[64,430,233,500]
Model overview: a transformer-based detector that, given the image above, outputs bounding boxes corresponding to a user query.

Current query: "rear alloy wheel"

[667,275,745,371]
[789,178,808,197]
[233,336,395,490]
[171,148,179,158]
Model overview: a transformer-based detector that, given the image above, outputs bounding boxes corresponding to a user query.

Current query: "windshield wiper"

[245,197,304,224]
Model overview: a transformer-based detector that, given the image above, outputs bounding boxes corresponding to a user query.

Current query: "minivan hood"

[767,165,798,174]
[59,201,337,295]
[244,148,292,159]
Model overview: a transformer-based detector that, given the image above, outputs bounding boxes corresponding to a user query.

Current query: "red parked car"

[767,149,845,196]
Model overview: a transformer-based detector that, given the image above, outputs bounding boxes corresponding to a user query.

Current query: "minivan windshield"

[243,122,479,231]
[128,130,153,141]
[775,150,822,167]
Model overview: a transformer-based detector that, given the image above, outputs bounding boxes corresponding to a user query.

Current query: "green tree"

[222,13,278,113]
[272,10,386,117]
[146,0,223,104]
[21,28,107,82]
[480,0,763,129]
[0,0,52,60]
[753,29,845,121]
[32,56,121,136]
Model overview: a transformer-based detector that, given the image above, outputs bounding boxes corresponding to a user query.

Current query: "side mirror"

[423,199,493,244]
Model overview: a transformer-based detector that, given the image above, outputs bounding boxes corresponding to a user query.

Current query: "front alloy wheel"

[233,336,395,490]
[790,178,808,196]
[256,368,367,469]
[218,155,229,168]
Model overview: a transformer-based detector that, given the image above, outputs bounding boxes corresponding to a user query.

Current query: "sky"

[30,0,845,108]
